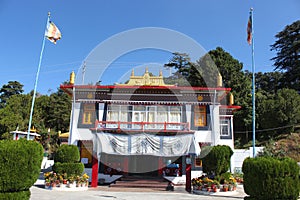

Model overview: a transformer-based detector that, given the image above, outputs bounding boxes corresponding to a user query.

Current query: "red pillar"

[185,157,191,193]
[158,157,164,176]
[123,156,129,175]
[91,152,98,187]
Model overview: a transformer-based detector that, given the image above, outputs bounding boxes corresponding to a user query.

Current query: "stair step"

[110,176,170,189]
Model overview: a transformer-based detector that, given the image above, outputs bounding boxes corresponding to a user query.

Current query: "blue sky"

[0,0,299,94]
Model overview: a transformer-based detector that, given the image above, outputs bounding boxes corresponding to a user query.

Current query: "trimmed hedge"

[52,162,84,176]
[0,139,43,199]
[54,144,80,163]
[201,145,233,176]
[242,156,300,200]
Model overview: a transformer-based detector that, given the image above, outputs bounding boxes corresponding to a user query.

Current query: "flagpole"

[27,12,50,140]
[250,8,256,157]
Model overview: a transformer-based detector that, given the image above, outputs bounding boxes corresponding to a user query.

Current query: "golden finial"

[217,72,222,87]
[131,69,134,76]
[159,70,163,76]
[70,71,75,85]
[229,93,234,106]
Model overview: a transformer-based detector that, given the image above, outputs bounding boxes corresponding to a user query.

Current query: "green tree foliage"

[255,72,283,95]
[0,94,31,139]
[0,81,24,108]
[0,82,71,155]
[271,20,300,91]
[46,89,71,133]
[189,53,218,87]
[259,89,300,138]
[164,52,192,86]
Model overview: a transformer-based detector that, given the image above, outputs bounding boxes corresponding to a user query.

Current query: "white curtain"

[94,132,198,157]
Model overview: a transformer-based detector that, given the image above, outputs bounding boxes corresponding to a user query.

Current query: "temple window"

[105,104,182,129]
[193,106,207,127]
[220,117,232,139]
[82,104,95,124]
[77,103,97,128]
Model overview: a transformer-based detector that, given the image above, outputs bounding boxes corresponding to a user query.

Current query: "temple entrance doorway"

[128,155,159,177]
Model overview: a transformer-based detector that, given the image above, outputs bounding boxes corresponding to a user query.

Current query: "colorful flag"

[45,21,61,44]
[247,12,252,45]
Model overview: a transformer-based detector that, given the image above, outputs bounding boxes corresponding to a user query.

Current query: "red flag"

[247,13,252,45]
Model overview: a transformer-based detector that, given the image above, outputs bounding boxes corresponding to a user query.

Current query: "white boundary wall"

[231,147,264,173]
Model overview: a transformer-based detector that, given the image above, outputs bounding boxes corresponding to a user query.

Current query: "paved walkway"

[31,172,246,200]
[30,185,246,200]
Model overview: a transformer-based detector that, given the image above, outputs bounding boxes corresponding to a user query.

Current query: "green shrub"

[52,162,84,176]
[0,139,43,199]
[201,145,233,176]
[54,144,80,163]
[242,156,300,200]
[0,190,30,200]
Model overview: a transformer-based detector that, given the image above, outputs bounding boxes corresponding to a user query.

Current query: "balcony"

[91,120,194,135]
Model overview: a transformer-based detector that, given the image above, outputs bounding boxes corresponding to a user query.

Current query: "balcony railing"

[93,120,191,133]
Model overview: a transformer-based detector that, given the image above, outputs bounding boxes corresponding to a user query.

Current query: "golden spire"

[70,71,75,85]
[159,70,163,76]
[217,72,222,87]
[229,93,234,106]
[131,69,134,76]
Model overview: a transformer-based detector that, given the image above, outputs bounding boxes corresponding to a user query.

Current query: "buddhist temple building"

[60,68,240,185]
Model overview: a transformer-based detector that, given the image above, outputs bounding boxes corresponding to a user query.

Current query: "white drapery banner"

[94,132,200,157]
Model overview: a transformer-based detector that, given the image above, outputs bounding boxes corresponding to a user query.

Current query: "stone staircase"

[109,175,171,190]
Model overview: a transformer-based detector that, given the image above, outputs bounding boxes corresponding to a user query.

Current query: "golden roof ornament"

[217,72,222,87]
[229,93,234,106]
[70,71,75,85]
[117,68,174,86]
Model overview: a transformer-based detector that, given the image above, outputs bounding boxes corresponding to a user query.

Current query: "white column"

[98,103,105,121]
[69,102,81,145]
[185,105,191,128]
[209,105,220,146]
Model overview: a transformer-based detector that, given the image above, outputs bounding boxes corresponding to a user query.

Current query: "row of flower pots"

[193,184,237,193]
[44,172,89,190]
[45,181,89,189]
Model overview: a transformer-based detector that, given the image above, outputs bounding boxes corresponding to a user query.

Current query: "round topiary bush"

[201,145,233,176]
[0,139,43,199]
[54,144,80,163]
[242,156,300,200]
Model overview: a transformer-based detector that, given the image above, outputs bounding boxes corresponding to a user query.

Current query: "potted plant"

[223,184,228,192]
[82,173,89,187]
[62,173,68,184]
[45,179,51,189]
[68,176,76,188]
